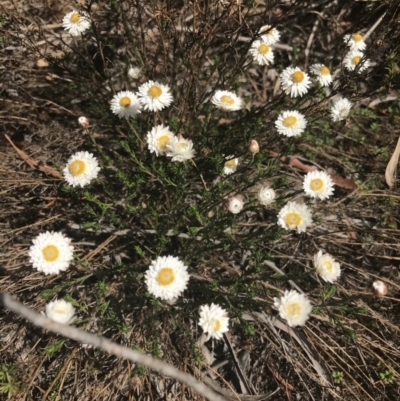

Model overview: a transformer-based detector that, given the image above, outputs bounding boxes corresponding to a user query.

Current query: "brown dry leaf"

[4,134,63,179]
[385,135,400,188]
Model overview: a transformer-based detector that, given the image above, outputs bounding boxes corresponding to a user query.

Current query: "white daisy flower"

[258,25,281,45]
[303,170,334,200]
[343,33,366,51]
[62,10,91,36]
[310,64,332,87]
[343,51,370,73]
[29,231,74,275]
[330,97,352,122]
[166,135,195,162]
[277,201,312,233]
[128,66,141,79]
[275,110,307,137]
[280,66,311,98]
[273,290,312,327]
[211,90,243,112]
[45,300,76,324]
[249,40,275,66]
[137,80,173,112]
[63,151,100,188]
[313,250,341,283]
[147,124,175,156]
[227,196,244,214]
[198,303,229,340]
[224,156,239,175]
[145,255,189,301]
[258,187,276,206]
[110,91,141,120]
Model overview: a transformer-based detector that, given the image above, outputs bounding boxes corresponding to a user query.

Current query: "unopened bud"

[227,195,244,214]
[128,66,141,79]
[249,140,259,154]
[78,116,89,127]
[372,280,387,297]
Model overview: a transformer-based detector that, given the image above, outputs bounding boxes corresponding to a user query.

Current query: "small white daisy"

[277,201,312,233]
[275,110,307,137]
[258,187,276,206]
[29,231,74,275]
[330,97,352,122]
[343,51,370,73]
[128,66,141,79]
[63,151,100,188]
[258,25,281,45]
[280,66,311,98]
[137,80,173,112]
[310,64,333,87]
[249,40,275,66]
[145,255,189,300]
[147,124,175,156]
[62,10,91,36]
[227,196,244,214]
[224,156,239,175]
[110,91,141,120]
[273,290,312,327]
[211,90,243,111]
[343,33,366,51]
[45,300,76,324]
[249,140,259,154]
[198,303,229,340]
[166,135,195,162]
[313,250,341,283]
[303,171,334,200]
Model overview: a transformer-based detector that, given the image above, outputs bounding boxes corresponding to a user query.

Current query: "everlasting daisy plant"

[29,231,74,275]
[277,201,312,233]
[258,25,281,45]
[274,290,312,327]
[227,196,244,214]
[280,66,311,98]
[198,303,229,340]
[331,97,352,122]
[110,91,141,119]
[310,64,332,87]
[145,256,189,301]
[166,135,195,162]
[249,40,275,66]
[224,156,239,175]
[344,51,370,73]
[62,10,91,36]
[343,33,366,51]
[63,151,100,188]
[275,110,307,137]
[313,251,341,283]
[137,80,173,112]
[147,124,175,156]
[258,187,276,206]
[303,170,334,200]
[211,90,243,111]
[45,300,76,324]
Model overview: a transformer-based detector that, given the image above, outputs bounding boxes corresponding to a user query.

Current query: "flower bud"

[258,186,276,206]
[372,280,387,297]
[128,66,141,79]
[249,139,259,154]
[227,196,244,214]
[78,116,89,127]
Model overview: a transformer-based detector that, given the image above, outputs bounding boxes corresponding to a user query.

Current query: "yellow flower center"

[157,134,171,150]
[119,96,131,107]
[42,245,60,262]
[310,178,324,191]
[263,27,273,35]
[283,116,297,127]
[352,33,363,42]
[177,142,188,151]
[214,319,221,331]
[284,212,302,227]
[220,95,234,105]
[323,260,333,272]
[286,302,301,317]
[70,12,81,23]
[148,85,162,98]
[156,267,175,286]
[258,43,270,55]
[54,306,67,314]
[292,71,304,83]
[352,56,361,65]
[69,160,86,176]
[225,159,236,168]
[319,65,330,75]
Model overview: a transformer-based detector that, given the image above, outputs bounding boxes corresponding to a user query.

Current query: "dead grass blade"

[385,135,400,188]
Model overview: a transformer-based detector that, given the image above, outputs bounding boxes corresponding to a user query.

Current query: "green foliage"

[332,370,344,385]
[45,339,66,357]
[0,365,22,398]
